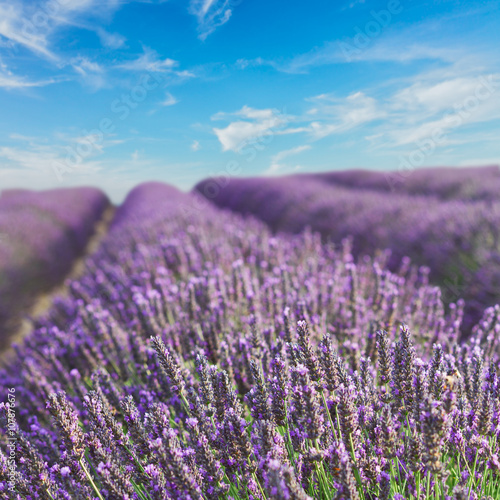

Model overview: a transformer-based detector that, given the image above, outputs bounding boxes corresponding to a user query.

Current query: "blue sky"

[0,0,499,201]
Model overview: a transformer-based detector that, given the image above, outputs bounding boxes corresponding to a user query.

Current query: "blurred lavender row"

[1,182,500,498]
[0,187,109,344]
[303,165,500,201]
[194,173,500,335]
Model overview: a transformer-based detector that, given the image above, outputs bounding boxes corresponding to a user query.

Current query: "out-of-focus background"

[0,0,499,201]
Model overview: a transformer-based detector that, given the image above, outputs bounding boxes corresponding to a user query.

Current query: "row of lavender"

[194,173,500,334]
[0,187,109,344]
[1,182,500,499]
[303,165,500,202]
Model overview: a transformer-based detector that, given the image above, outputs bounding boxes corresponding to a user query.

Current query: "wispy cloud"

[301,73,500,151]
[235,10,481,75]
[211,70,500,158]
[71,56,107,90]
[382,73,500,146]
[0,0,132,61]
[189,0,233,41]
[264,145,311,176]
[211,94,389,150]
[306,91,386,139]
[1,131,124,172]
[147,91,179,115]
[0,59,60,89]
[115,47,178,72]
[0,73,58,89]
[96,28,126,49]
[0,136,205,202]
[0,143,101,176]
[0,130,132,197]
[392,76,496,117]
[212,106,293,152]
[237,41,464,75]
[161,92,178,106]
[272,145,311,163]
[0,2,58,60]
[0,0,143,93]
[114,47,195,90]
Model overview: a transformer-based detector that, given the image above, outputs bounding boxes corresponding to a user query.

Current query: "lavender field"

[195,168,500,336]
[0,187,110,347]
[302,166,500,202]
[0,173,499,499]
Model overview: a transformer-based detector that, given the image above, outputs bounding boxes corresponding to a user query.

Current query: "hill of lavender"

[0,187,109,346]
[302,165,500,201]
[0,181,500,499]
[195,168,500,335]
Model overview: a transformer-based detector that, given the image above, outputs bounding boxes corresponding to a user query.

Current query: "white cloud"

[0,2,58,60]
[0,0,137,93]
[9,133,40,142]
[393,77,492,114]
[0,0,129,62]
[458,158,500,167]
[56,0,103,14]
[236,12,476,75]
[189,0,233,41]
[115,48,195,88]
[116,47,178,72]
[213,105,285,122]
[147,91,179,115]
[236,106,277,120]
[348,0,365,7]
[0,132,123,177]
[252,41,461,74]
[71,56,107,90]
[0,144,101,176]
[97,28,126,49]
[288,72,500,149]
[385,73,500,145]
[0,73,56,89]
[0,140,204,203]
[212,95,387,150]
[161,92,178,106]
[235,57,278,71]
[71,57,103,75]
[0,131,135,198]
[264,145,311,176]
[0,59,60,89]
[191,140,201,151]
[214,122,269,152]
[211,71,500,157]
[306,91,386,139]
[264,163,303,176]
[272,145,311,163]
[212,106,291,152]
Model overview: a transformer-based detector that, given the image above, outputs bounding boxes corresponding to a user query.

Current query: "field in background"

[0,188,110,348]
[195,166,500,335]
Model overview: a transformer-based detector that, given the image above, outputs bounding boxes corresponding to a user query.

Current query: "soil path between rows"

[0,206,115,367]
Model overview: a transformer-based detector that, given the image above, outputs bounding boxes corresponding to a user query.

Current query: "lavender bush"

[0,187,109,343]
[194,175,500,334]
[1,182,499,499]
